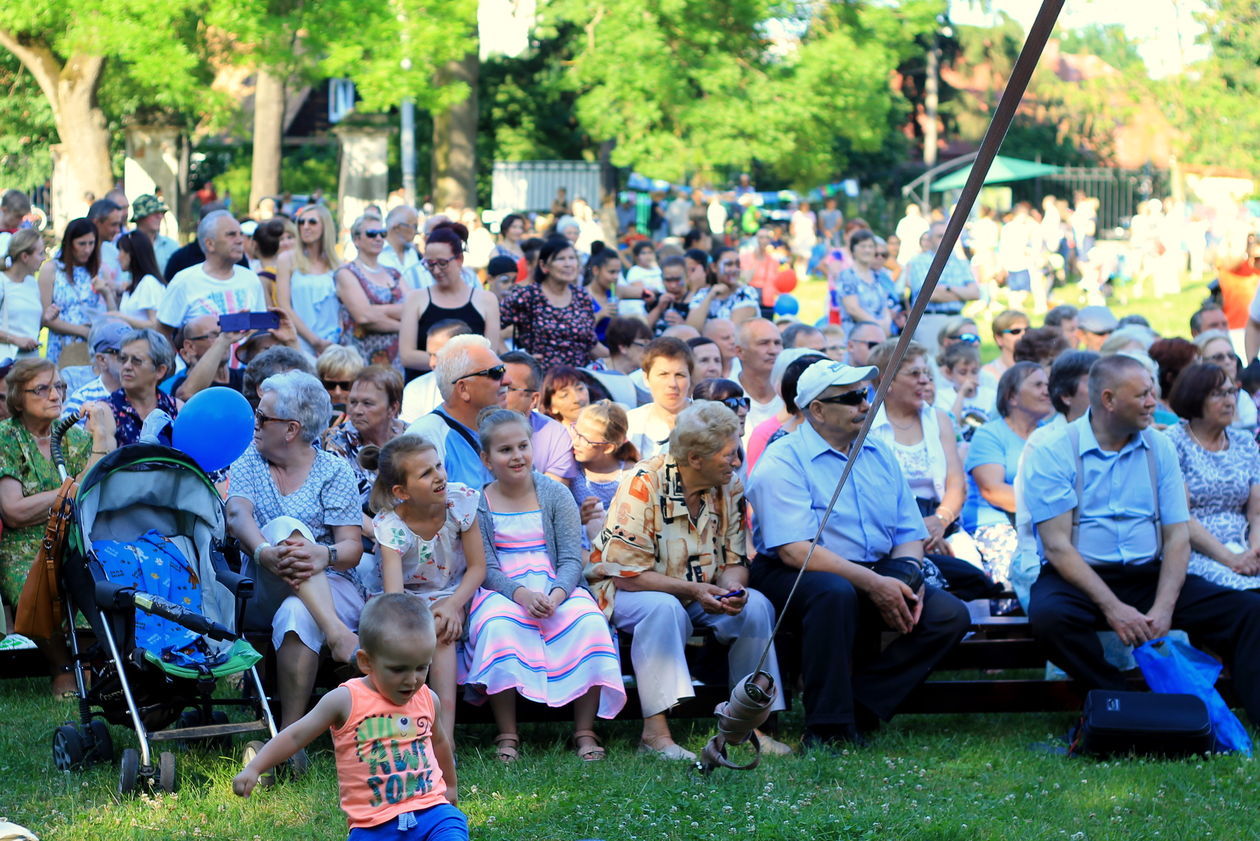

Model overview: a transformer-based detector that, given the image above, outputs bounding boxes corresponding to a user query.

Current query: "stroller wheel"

[52,725,86,771]
[118,749,140,796]
[242,741,276,788]
[85,720,114,765]
[157,751,177,793]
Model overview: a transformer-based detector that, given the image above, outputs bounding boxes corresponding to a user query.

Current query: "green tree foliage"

[0,50,54,190]
[1058,24,1145,74]
[552,0,941,187]
[1166,0,1260,175]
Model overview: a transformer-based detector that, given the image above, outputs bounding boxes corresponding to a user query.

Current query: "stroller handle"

[50,414,84,480]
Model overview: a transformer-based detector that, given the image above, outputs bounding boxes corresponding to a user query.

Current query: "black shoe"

[802,724,868,752]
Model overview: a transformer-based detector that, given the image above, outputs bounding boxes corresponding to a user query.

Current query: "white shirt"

[158,263,266,328]
[626,403,678,460]
[621,265,664,320]
[743,392,784,449]
[378,242,420,276]
[0,274,44,346]
[120,273,165,319]
[400,372,441,424]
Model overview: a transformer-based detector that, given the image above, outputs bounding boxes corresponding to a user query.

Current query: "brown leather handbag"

[14,477,78,639]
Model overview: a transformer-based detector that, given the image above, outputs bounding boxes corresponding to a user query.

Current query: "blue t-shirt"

[964,418,1026,530]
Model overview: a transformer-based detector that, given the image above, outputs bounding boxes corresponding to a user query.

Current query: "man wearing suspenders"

[1022,354,1260,724]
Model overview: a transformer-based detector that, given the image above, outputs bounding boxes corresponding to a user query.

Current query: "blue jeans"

[348,803,468,841]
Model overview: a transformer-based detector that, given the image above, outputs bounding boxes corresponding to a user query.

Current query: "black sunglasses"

[323,379,352,391]
[452,364,506,385]
[362,229,387,239]
[851,338,882,350]
[719,396,750,412]
[814,390,868,407]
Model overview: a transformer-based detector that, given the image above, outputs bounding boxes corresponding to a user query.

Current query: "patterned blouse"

[500,283,597,370]
[693,283,760,322]
[365,483,480,600]
[48,261,107,364]
[0,418,90,604]
[837,266,897,332]
[587,453,748,619]
[108,388,179,447]
[320,418,408,509]
[338,261,405,370]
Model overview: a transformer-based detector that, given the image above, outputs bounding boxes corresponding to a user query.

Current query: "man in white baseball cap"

[746,359,969,749]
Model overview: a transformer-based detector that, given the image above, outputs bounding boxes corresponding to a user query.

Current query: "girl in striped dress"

[463,409,625,763]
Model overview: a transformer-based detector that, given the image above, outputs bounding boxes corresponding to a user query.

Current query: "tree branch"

[0,29,64,115]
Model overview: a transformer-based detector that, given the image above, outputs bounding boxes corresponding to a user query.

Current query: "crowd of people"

[4,179,1260,837]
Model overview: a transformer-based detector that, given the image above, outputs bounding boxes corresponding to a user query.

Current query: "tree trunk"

[0,34,112,232]
[250,69,285,213]
[431,51,479,211]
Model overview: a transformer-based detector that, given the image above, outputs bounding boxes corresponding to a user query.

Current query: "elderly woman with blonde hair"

[315,344,366,427]
[588,400,788,761]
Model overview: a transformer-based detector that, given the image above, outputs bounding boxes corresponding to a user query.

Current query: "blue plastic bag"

[1134,636,1252,756]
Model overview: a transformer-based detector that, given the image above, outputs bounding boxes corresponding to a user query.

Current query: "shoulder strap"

[436,409,479,453]
[1141,428,1163,559]
[1068,425,1083,548]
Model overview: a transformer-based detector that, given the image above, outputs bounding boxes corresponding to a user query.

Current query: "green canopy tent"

[930,155,1063,191]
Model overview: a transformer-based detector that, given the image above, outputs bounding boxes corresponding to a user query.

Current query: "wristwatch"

[253,541,272,566]
[327,545,338,568]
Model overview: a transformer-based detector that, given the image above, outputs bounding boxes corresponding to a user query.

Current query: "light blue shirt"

[406,408,491,490]
[963,417,1026,530]
[747,420,927,562]
[903,250,974,315]
[1022,412,1188,566]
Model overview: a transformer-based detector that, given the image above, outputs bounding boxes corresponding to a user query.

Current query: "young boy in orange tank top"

[235,594,466,840]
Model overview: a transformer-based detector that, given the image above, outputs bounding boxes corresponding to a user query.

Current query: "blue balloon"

[773,293,800,316]
[173,387,254,472]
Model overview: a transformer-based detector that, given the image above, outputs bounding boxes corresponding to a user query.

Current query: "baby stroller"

[48,416,278,794]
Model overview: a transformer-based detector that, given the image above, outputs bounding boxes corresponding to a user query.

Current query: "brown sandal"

[573,729,606,762]
[493,733,520,763]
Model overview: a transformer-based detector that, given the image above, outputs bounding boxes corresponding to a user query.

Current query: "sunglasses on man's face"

[814,389,868,407]
[850,338,882,350]
[452,364,506,385]
[950,333,981,345]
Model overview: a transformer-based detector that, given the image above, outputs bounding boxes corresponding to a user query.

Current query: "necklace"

[355,259,385,274]
[1187,423,1227,452]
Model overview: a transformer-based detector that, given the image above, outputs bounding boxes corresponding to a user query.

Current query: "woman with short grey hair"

[226,368,365,730]
[109,327,179,446]
[588,400,788,760]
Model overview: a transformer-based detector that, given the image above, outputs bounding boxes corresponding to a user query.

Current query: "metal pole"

[401,98,416,207]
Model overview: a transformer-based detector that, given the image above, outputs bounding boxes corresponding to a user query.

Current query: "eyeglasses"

[254,410,295,429]
[505,384,537,395]
[950,333,981,345]
[298,217,321,227]
[1205,352,1235,364]
[1209,386,1240,400]
[719,396,750,412]
[118,353,153,368]
[185,331,221,343]
[850,339,882,350]
[899,367,933,381]
[1000,327,1026,337]
[425,257,459,272]
[25,382,68,398]
[362,229,387,239]
[814,390,868,407]
[452,364,506,385]
[96,347,120,356]
[662,274,686,284]
[572,427,610,447]
[323,379,352,392]
[630,340,650,350]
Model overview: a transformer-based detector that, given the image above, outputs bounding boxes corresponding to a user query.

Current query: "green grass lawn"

[3,674,1257,841]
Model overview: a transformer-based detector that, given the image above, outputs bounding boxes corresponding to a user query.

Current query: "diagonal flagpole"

[699,5,1071,770]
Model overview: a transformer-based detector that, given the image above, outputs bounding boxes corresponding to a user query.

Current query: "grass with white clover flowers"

[3,674,1258,841]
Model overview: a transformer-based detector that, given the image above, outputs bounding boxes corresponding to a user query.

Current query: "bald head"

[1088,354,1148,408]
[703,318,737,362]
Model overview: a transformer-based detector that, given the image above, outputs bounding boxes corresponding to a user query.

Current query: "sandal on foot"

[572,729,606,762]
[50,668,77,701]
[637,739,696,761]
[493,733,520,763]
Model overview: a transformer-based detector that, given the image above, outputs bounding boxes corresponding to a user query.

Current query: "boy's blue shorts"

[348,803,468,841]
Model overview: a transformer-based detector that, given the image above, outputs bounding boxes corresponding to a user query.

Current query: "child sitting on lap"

[234,594,467,841]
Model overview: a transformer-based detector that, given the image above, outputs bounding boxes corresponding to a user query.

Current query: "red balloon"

[774,268,798,294]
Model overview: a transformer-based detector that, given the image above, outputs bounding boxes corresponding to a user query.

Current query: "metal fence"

[491,161,602,213]
[1018,166,1168,234]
